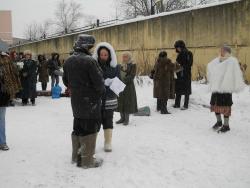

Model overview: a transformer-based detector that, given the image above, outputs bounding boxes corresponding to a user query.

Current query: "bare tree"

[38,20,52,39]
[24,22,39,40]
[54,0,83,33]
[118,0,191,18]
[164,0,189,11]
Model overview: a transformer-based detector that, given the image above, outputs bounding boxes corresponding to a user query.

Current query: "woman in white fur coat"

[207,45,245,133]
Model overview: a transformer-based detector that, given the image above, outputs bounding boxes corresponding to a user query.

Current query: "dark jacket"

[48,53,61,76]
[38,59,49,83]
[175,49,193,95]
[99,61,120,110]
[117,63,138,114]
[63,51,105,120]
[21,59,38,99]
[153,57,181,99]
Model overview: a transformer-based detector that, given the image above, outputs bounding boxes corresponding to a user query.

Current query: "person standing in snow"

[207,45,245,133]
[63,34,105,168]
[93,42,120,152]
[153,51,181,114]
[48,53,61,89]
[37,55,49,91]
[0,52,22,150]
[116,52,138,125]
[20,50,38,106]
[173,40,193,110]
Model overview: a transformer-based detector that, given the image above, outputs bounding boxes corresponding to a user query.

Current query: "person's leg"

[55,75,59,86]
[31,98,36,106]
[174,94,181,108]
[103,110,114,152]
[0,107,9,150]
[218,116,230,133]
[160,99,170,114]
[22,98,28,105]
[212,113,222,130]
[123,113,130,126]
[42,82,46,91]
[184,95,190,109]
[75,119,103,168]
[157,99,161,111]
[51,75,55,89]
[116,112,125,124]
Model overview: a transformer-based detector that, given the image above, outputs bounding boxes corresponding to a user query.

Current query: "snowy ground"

[1,78,250,188]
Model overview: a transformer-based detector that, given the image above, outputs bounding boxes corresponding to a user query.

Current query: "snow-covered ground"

[1,78,250,188]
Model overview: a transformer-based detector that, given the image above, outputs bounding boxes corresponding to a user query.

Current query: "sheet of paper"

[109,77,126,96]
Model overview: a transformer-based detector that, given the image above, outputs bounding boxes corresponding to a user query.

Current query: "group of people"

[0,34,246,171]
[151,40,193,114]
[63,35,138,168]
[8,51,62,105]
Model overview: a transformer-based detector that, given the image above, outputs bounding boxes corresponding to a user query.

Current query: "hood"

[93,42,117,68]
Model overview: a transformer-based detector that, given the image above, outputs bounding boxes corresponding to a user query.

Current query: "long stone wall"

[10,0,250,82]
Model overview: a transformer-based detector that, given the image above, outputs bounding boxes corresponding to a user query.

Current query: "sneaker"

[217,125,230,133]
[0,144,9,151]
[212,121,222,130]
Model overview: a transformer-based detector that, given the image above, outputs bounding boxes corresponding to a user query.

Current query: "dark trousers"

[73,118,101,137]
[41,82,47,91]
[175,94,189,108]
[51,75,59,88]
[101,109,114,129]
[22,98,35,105]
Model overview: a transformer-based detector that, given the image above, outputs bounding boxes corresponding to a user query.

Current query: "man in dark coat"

[20,51,38,106]
[63,34,105,169]
[153,51,181,114]
[173,40,193,110]
[117,52,138,125]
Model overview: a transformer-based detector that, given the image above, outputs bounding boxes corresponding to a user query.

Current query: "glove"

[104,78,113,86]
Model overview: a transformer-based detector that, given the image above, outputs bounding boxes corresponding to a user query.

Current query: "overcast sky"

[0,0,116,38]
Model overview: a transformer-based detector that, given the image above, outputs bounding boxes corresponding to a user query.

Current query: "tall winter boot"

[77,134,103,169]
[123,113,130,126]
[104,129,112,152]
[116,113,125,124]
[71,133,80,164]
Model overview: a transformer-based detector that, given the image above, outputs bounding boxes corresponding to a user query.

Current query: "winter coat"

[175,49,193,95]
[21,59,38,99]
[48,53,61,76]
[207,56,245,94]
[153,57,181,99]
[38,60,49,83]
[93,42,121,111]
[63,50,105,120]
[117,63,138,114]
[0,56,22,106]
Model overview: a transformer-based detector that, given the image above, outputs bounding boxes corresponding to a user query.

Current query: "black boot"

[217,125,230,133]
[116,113,125,124]
[123,113,129,126]
[157,99,161,111]
[212,121,222,130]
[160,99,170,114]
[174,95,181,108]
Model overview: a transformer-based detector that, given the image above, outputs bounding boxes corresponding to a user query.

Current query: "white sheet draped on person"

[105,77,126,96]
[207,56,246,93]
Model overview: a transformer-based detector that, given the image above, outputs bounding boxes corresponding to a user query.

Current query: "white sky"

[0,0,116,38]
